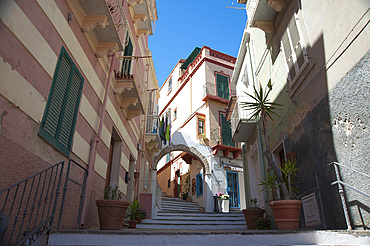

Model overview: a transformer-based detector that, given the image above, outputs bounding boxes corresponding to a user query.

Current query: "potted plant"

[197,133,210,146]
[242,198,266,229]
[95,186,129,230]
[125,199,145,228]
[216,192,230,213]
[260,158,302,230]
[241,82,302,230]
[137,209,147,224]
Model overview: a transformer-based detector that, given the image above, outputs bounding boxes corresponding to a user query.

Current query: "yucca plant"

[280,158,299,198]
[241,82,291,199]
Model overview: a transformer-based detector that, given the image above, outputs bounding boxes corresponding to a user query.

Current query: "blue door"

[226,171,240,208]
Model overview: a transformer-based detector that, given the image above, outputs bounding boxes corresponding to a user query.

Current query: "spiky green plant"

[241,82,292,199]
[280,158,299,198]
[125,200,144,221]
[241,81,281,133]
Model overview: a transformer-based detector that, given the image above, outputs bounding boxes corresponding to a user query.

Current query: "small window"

[198,119,205,135]
[174,108,177,120]
[168,179,171,188]
[281,15,309,85]
[39,46,84,156]
[168,78,172,93]
[196,173,203,197]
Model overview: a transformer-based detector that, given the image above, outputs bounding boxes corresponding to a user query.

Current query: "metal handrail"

[0,159,87,245]
[327,162,369,230]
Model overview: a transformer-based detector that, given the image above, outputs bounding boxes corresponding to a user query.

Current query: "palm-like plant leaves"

[240,82,282,122]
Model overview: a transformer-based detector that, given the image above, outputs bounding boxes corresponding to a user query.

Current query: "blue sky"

[148,1,247,88]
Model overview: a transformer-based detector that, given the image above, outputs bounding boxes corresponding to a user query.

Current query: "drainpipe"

[80,52,117,227]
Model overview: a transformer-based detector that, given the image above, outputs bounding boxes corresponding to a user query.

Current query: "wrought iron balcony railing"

[203,82,236,103]
[210,128,235,147]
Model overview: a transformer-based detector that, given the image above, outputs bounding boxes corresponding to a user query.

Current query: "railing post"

[333,163,352,230]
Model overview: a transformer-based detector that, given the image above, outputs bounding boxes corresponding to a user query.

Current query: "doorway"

[227,171,240,208]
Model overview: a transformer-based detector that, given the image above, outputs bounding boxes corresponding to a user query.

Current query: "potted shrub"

[260,158,302,230]
[95,186,129,230]
[125,200,146,228]
[242,198,266,229]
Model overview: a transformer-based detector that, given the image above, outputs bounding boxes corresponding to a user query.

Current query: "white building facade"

[230,0,370,229]
[155,46,246,212]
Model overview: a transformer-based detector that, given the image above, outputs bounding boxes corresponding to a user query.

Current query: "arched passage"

[152,144,210,175]
[150,142,214,214]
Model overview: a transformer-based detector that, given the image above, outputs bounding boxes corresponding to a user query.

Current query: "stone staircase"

[136,196,247,230]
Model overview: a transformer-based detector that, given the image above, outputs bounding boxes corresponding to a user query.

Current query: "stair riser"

[157,213,244,217]
[140,221,246,225]
[136,224,247,229]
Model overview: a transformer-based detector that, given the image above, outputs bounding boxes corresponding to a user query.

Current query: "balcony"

[74,0,129,57]
[230,96,257,143]
[113,56,145,120]
[145,114,162,155]
[246,0,286,33]
[128,0,157,38]
[203,82,236,105]
[210,128,241,159]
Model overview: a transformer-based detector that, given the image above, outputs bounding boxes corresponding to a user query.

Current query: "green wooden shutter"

[216,74,229,100]
[122,34,133,76]
[221,113,234,147]
[39,47,84,156]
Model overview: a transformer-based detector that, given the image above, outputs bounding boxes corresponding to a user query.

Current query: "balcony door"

[221,113,234,147]
[216,73,229,100]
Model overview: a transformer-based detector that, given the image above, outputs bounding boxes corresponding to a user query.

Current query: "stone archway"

[152,144,210,175]
[150,132,214,214]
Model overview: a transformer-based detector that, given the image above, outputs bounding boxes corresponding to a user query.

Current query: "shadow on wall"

[265,10,370,229]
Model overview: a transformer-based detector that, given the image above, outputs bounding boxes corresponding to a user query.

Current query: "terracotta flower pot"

[242,209,265,229]
[128,220,138,228]
[269,200,302,230]
[96,200,129,230]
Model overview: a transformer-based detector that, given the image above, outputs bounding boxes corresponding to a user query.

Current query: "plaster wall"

[0,0,154,230]
[240,0,369,229]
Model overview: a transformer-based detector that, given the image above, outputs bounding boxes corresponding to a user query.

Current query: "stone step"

[159,208,201,213]
[136,223,247,229]
[140,219,246,225]
[156,211,244,217]
[154,215,245,221]
[48,230,370,246]
[161,201,200,208]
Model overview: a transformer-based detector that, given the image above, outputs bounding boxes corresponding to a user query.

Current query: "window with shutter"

[216,74,230,100]
[122,34,133,76]
[221,113,234,147]
[196,173,203,197]
[281,15,309,85]
[39,46,84,156]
